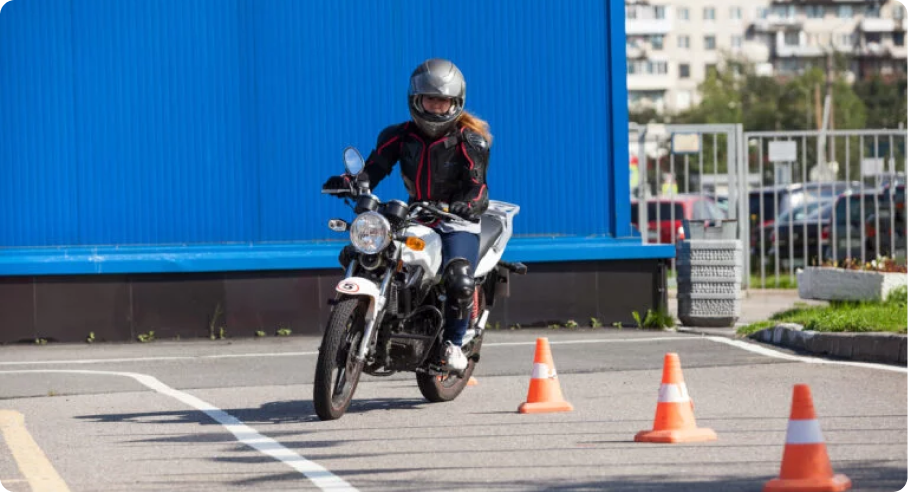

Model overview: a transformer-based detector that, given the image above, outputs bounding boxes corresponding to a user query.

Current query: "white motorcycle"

[314,147,526,420]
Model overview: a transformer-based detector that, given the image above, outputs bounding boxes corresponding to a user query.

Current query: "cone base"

[634,427,718,443]
[467,377,478,386]
[518,400,574,414]
[764,474,851,492]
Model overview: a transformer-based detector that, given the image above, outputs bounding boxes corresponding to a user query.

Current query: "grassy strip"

[737,287,907,335]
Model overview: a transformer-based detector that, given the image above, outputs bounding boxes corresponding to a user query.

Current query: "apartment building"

[751,0,907,79]
[626,0,907,114]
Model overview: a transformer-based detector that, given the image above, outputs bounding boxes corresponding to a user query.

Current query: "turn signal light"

[405,237,425,251]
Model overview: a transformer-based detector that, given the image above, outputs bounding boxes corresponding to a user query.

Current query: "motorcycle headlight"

[349,211,391,254]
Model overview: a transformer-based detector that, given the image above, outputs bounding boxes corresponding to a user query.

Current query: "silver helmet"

[408,58,466,138]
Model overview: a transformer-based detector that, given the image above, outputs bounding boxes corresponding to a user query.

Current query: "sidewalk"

[668,288,906,366]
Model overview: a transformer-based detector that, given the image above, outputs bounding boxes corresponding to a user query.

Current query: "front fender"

[336,277,382,321]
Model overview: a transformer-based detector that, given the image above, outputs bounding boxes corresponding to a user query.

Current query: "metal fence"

[628,123,746,276]
[628,125,907,291]
[744,130,907,289]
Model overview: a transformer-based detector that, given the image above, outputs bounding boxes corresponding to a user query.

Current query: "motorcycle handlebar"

[410,202,479,224]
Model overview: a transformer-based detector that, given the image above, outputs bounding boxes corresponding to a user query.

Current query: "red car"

[631,195,726,244]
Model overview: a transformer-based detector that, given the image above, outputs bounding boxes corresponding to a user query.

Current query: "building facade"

[627,0,907,114]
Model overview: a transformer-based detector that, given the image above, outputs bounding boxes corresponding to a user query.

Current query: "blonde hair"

[458,110,493,146]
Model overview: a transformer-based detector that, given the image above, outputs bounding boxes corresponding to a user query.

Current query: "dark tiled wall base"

[0,260,667,344]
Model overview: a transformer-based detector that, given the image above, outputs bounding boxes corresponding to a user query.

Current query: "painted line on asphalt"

[703,336,908,374]
[0,338,694,366]
[0,410,71,492]
[0,352,320,366]
[0,370,358,492]
[484,337,700,347]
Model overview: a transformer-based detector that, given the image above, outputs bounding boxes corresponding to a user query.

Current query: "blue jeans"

[439,231,479,346]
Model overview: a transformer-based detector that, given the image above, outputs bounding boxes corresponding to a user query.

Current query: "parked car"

[631,194,725,244]
[824,185,906,262]
[764,200,835,268]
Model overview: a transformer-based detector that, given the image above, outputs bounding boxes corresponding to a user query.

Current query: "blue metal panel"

[68,0,252,245]
[0,239,673,275]
[0,0,79,247]
[0,0,670,274]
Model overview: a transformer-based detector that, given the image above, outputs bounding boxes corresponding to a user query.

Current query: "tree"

[854,75,907,129]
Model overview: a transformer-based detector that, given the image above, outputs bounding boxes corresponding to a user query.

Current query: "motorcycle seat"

[478,215,505,261]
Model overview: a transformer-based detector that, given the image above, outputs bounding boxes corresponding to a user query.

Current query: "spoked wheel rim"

[330,328,363,409]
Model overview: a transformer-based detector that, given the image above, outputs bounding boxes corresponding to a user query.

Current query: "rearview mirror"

[343,147,365,176]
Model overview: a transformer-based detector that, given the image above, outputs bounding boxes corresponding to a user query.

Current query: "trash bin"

[676,219,743,328]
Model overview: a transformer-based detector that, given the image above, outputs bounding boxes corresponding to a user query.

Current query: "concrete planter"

[797,267,907,302]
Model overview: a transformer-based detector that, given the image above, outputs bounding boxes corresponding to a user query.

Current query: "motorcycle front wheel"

[313,297,366,421]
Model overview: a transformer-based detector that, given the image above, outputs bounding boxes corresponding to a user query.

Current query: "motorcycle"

[314,146,527,421]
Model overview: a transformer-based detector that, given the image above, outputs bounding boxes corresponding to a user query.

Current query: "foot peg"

[498,260,527,275]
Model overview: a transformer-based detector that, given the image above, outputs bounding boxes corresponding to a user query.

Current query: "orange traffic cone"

[467,376,479,386]
[764,384,851,492]
[635,352,717,443]
[517,338,573,414]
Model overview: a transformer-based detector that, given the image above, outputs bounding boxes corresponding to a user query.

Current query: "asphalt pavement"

[0,329,904,492]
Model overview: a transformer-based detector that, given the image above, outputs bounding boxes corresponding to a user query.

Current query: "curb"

[746,323,907,366]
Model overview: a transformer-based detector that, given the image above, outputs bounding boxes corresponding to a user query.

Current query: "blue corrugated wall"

[0,0,670,274]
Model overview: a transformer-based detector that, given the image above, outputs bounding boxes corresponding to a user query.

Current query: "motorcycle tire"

[314,297,366,421]
[416,359,476,403]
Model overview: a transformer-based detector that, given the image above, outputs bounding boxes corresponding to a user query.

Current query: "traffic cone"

[517,338,573,414]
[635,352,717,443]
[764,384,851,492]
[467,376,478,386]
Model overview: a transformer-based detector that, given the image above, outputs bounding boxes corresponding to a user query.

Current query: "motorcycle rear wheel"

[416,358,476,403]
[314,297,366,421]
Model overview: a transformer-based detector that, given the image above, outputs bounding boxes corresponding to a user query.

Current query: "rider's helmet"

[408,58,466,138]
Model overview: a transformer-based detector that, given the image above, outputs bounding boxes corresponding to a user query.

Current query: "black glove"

[450,201,478,221]
[322,175,350,191]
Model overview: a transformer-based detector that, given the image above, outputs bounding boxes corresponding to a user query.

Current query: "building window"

[704,7,715,20]
[838,5,852,18]
[678,7,689,20]
[626,7,637,20]
[838,33,853,47]
[651,35,664,50]
[648,61,668,74]
[730,7,742,20]
[895,32,905,47]
[865,4,880,18]
[677,35,690,49]
[704,35,716,50]
[679,63,690,78]
[805,5,825,19]
[895,5,905,20]
[757,7,769,19]
[784,31,800,46]
[654,6,666,19]
[731,35,743,49]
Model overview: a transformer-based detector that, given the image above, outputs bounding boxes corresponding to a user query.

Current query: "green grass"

[737,286,907,335]
[749,273,798,290]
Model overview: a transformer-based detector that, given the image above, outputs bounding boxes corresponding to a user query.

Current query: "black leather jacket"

[362,121,490,215]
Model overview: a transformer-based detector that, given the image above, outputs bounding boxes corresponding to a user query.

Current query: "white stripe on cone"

[658,383,691,403]
[532,363,556,379]
[785,419,825,444]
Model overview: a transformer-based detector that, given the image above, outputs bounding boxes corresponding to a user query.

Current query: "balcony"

[627,74,673,91]
[626,18,672,35]
[776,44,826,57]
[861,18,896,32]
[752,16,802,31]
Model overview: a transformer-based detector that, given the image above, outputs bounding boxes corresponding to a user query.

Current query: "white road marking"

[703,336,908,374]
[0,352,319,366]
[0,370,358,492]
[0,338,694,366]
[0,334,903,374]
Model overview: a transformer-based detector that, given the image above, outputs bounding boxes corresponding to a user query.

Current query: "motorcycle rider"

[322,58,491,372]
